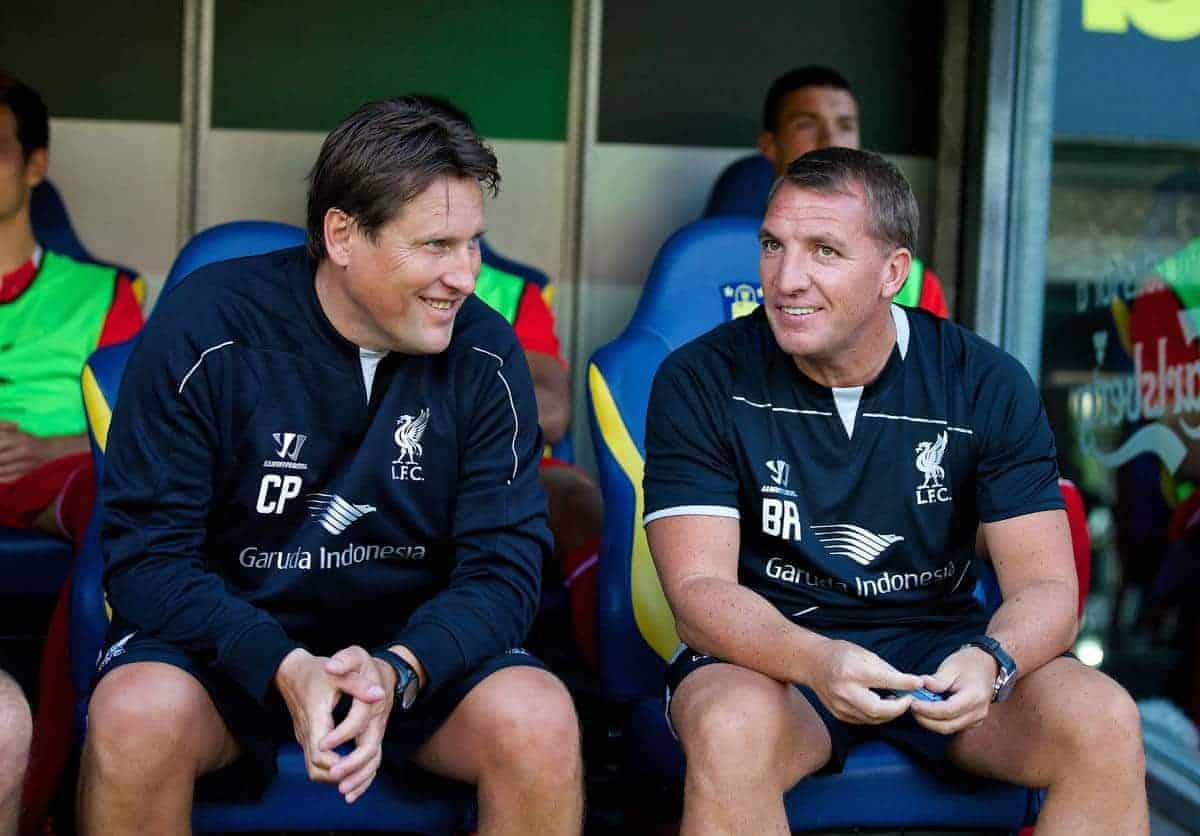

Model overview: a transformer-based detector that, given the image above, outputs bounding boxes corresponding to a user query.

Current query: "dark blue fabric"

[643,305,1064,624]
[103,246,548,703]
[74,223,514,833]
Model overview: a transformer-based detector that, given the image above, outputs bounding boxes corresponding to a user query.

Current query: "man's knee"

[1055,674,1143,771]
[84,663,226,781]
[672,665,827,788]
[0,674,31,787]
[473,668,581,787]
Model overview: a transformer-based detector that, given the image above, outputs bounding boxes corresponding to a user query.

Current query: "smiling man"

[79,97,582,835]
[645,147,1147,835]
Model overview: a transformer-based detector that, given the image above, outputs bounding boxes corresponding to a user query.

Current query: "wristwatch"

[371,649,421,711]
[963,636,1017,703]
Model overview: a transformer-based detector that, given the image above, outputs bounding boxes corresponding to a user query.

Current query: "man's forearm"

[984,578,1078,678]
[40,432,90,461]
[672,576,831,687]
[526,350,570,444]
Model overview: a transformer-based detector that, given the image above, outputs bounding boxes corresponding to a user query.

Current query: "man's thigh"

[406,653,569,784]
[90,631,283,798]
[87,661,240,777]
[947,656,1135,786]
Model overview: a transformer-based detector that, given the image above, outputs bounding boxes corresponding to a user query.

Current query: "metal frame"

[965,0,1059,382]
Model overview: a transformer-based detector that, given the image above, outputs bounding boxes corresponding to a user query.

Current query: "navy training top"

[101,246,551,703]
[643,304,1063,628]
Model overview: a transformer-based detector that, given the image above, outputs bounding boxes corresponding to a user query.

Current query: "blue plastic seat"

[702,153,775,218]
[74,221,476,832]
[586,216,1041,832]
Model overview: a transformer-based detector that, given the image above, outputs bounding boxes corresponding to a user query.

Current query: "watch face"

[994,665,1017,702]
[400,673,419,710]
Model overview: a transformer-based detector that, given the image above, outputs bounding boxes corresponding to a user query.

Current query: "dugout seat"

[73,221,476,832]
[586,216,1090,832]
[702,153,775,219]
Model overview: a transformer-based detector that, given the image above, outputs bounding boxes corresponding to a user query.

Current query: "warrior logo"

[915,431,951,504]
[766,459,790,487]
[264,432,309,471]
[810,524,904,566]
[392,408,430,481]
[307,492,377,535]
[273,432,307,461]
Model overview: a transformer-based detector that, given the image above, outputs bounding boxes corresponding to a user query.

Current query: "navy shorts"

[92,629,547,802]
[665,611,991,776]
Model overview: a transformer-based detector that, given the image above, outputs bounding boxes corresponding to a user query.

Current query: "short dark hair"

[306,96,500,260]
[774,146,917,254]
[0,71,49,158]
[410,94,474,131]
[762,66,854,133]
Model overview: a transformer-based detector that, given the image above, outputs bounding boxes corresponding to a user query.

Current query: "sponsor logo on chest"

[392,408,430,481]
[759,458,801,539]
[914,431,952,505]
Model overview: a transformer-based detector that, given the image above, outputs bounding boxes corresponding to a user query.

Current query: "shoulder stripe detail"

[471,346,520,482]
[732,396,832,417]
[792,606,820,617]
[643,505,740,525]
[178,341,235,395]
[860,412,974,435]
[949,559,973,594]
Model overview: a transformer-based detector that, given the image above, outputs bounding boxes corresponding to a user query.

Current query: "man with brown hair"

[79,97,582,835]
[650,147,1147,834]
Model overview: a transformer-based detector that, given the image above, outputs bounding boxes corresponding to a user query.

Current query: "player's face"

[338,175,485,354]
[0,107,44,225]
[758,86,860,177]
[759,181,905,384]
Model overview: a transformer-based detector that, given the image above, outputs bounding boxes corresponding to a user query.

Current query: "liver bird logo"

[915,431,948,488]
[392,408,430,465]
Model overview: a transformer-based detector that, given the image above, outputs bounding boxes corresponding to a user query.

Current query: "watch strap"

[964,636,1017,702]
[371,649,420,710]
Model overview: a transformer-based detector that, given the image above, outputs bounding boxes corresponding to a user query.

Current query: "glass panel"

[1040,5,1200,795]
[1043,142,1200,718]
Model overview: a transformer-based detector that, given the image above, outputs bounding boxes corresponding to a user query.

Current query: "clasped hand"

[273,646,396,803]
[810,640,997,734]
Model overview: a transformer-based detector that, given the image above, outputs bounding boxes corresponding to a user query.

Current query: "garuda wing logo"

[307,493,376,536]
[810,524,904,566]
